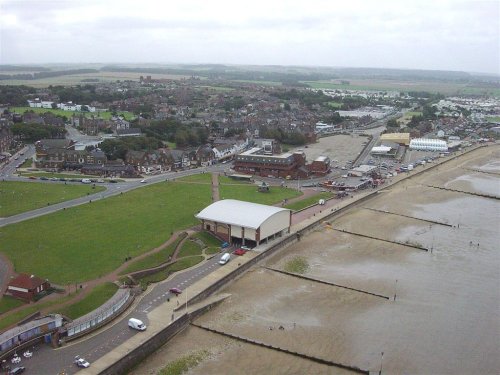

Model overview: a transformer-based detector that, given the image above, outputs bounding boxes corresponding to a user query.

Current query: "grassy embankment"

[0,180,105,217]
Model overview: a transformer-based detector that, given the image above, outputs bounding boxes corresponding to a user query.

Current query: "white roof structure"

[371,145,392,153]
[196,199,290,229]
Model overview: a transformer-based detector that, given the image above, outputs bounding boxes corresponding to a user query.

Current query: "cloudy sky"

[0,0,498,74]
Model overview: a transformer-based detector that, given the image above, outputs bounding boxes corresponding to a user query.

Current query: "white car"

[140,179,147,183]
[75,356,90,368]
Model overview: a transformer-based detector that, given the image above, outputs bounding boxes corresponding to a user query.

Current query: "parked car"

[40,176,48,180]
[219,253,231,265]
[169,287,182,295]
[140,179,147,183]
[9,367,25,375]
[233,248,247,256]
[74,356,90,368]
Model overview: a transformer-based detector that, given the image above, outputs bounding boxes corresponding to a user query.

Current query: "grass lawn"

[0,294,73,331]
[20,158,33,168]
[218,183,302,205]
[486,116,500,122]
[0,181,211,284]
[192,232,222,248]
[9,106,135,121]
[53,282,118,319]
[328,101,342,109]
[218,176,250,185]
[177,173,212,183]
[120,233,187,275]
[0,181,106,217]
[138,256,204,288]
[285,192,333,211]
[0,296,25,315]
[178,240,203,257]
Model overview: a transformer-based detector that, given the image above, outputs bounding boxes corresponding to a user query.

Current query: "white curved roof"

[196,199,290,229]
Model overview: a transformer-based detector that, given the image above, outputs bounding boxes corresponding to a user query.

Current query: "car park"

[74,356,90,368]
[169,287,182,295]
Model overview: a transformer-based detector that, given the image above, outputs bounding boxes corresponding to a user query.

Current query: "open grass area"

[0,294,74,331]
[192,231,222,248]
[158,350,210,375]
[176,173,212,183]
[0,181,211,284]
[138,256,204,288]
[218,183,302,205]
[231,79,282,86]
[9,106,135,121]
[53,282,118,319]
[120,233,188,275]
[218,175,251,185]
[0,181,105,217]
[285,192,333,211]
[178,240,203,257]
[20,158,33,168]
[0,296,25,315]
[328,101,343,109]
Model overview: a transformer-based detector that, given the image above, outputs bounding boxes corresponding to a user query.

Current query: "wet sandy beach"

[131,145,500,375]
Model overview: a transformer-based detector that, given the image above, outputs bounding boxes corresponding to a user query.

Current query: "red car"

[169,287,182,295]
[233,248,247,256]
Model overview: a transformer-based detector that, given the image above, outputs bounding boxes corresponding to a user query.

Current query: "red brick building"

[233,147,308,179]
[308,156,331,176]
[6,274,50,301]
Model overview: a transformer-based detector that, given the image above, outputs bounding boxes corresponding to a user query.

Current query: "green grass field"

[178,240,203,257]
[219,183,302,205]
[0,181,211,284]
[53,282,118,319]
[285,192,333,211]
[328,101,342,109]
[0,296,25,315]
[0,181,105,217]
[120,233,187,275]
[20,158,33,168]
[9,106,135,121]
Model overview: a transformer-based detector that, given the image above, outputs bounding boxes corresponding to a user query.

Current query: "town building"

[6,274,51,301]
[233,147,308,179]
[196,199,292,247]
[409,138,448,152]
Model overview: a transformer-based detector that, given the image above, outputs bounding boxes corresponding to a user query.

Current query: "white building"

[409,138,448,152]
[196,199,291,247]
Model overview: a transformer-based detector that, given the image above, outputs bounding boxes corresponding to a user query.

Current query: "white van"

[81,178,91,184]
[128,318,146,331]
[219,253,230,265]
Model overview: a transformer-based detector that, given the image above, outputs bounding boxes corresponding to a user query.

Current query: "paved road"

[16,253,224,375]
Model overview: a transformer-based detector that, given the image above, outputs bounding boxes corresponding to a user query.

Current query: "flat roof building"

[196,199,291,247]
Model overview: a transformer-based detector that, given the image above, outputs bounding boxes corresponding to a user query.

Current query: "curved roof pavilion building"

[196,199,292,247]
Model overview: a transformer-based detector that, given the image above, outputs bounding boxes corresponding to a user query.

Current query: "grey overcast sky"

[0,0,499,74]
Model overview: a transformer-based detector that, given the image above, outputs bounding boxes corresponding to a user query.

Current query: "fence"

[66,288,131,339]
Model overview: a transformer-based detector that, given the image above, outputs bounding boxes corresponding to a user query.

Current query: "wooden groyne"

[423,184,500,201]
[191,323,369,374]
[264,267,390,300]
[332,228,429,252]
[363,207,453,227]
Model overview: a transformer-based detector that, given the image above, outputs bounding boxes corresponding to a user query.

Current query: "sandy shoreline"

[130,145,500,375]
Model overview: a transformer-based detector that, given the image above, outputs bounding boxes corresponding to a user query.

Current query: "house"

[6,274,50,301]
[195,145,216,166]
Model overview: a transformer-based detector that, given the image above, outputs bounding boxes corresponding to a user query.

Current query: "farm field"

[303,79,500,97]
[9,106,135,121]
[0,181,105,217]
[0,71,189,87]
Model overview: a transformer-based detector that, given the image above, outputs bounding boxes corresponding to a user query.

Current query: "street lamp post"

[379,351,384,375]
